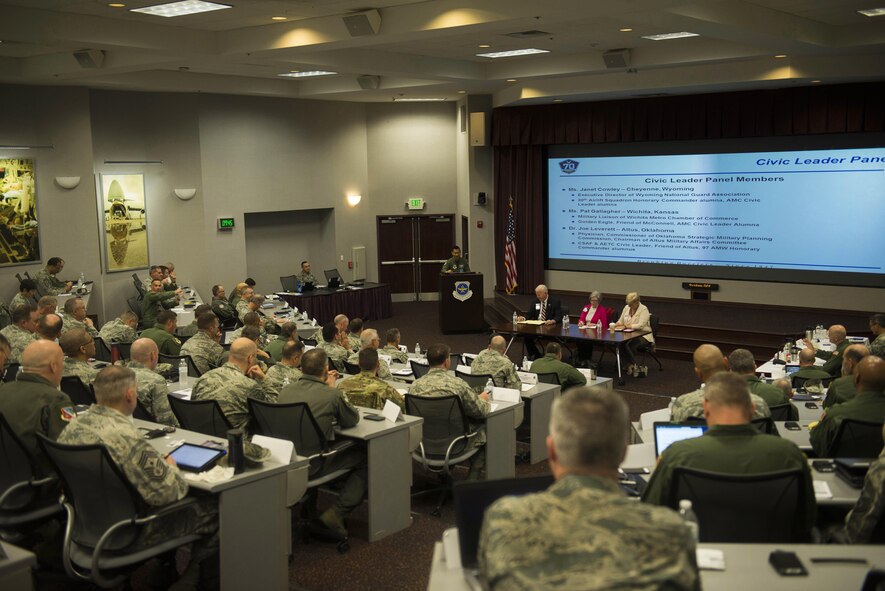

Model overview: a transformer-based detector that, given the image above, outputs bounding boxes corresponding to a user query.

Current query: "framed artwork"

[97,173,149,272]
[0,158,40,266]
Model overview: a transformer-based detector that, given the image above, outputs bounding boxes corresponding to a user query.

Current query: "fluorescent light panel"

[641,31,699,41]
[858,7,885,16]
[392,98,447,102]
[476,48,549,58]
[131,1,231,17]
[278,71,337,78]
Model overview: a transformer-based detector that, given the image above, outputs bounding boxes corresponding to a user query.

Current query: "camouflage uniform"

[297,271,317,286]
[671,386,771,423]
[263,364,302,397]
[471,349,521,390]
[480,474,699,591]
[410,367,491,446]
[139,326,182,356]
[229,325,270,349]
[177,320,199,338]
[60,314,99,338]
[338,370,405,411]
[318,341,349,373]
[99,318,137,344]
[842,445,885,543]
[180,331,226,375]
[127,360,177,426]
[58,405,217,557]
[346,350,392,380]
[235,300,250,323]
[62,358,99,385]
[191,363,273,432]
[381,344,409,364]
[10,292,31,310]
[810,390,885,457]
[346,333,361,353]
[871,333,885,359]
[0,324,37,363]
[34,268,67,296]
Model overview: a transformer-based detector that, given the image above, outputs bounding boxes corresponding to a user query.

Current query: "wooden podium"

[438,272,484,333]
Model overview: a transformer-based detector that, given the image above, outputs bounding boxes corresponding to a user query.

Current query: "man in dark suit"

[517,284,563,359]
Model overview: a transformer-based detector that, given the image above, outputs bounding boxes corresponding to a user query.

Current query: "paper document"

[696,549,726,571]
[640,408,671,432]
[393,368,413,376]
[492,387,520,403]
[813,480,833,500]
[456,364,472,374]
[521,384,534,392]
[519,320,545,325]
[251,435,295,464]
[516,371,538,385]
[382,399,402,422]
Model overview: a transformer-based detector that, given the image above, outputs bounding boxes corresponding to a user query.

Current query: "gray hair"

[589,291,601,302]
[703,372,752,413]
[549,386,629,470]
[93,366,137,406]
[727,348,757,374]
[360,328,379,348]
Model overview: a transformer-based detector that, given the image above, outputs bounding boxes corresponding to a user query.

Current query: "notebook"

[653,422,707,457]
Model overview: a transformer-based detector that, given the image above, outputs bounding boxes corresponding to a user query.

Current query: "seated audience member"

[240,326,271,370]
[58,366,218,588]
[346,329,392,380]
[34,257,72,295]
[480,387,699,591]
[671,344,771,423]
[530,342,586,391]
[99,311,139,344]
[803,324,849,376]
[870,314,885,359]
[36,313,63,342]
[471,335,521,390]
[180,312,226,375]
[162,261,177,286]
[381,328,409,364]
[311,313,349,344]
[834,423,885,544]
[0,303,38,362]
[178,304,212,337]
[210,284,237,323]
[141,278,181,327]
[318,322,349,373]
[36,296,57,317]
[824,345,870,408]
[10,278,37,309]
[228,282,249,308]
[613,292,653,377]
[191,338,273,433]
[140,310,182,356]
[728,348,796,418]
[772,378,794,401]
[128,338,177,425]
[244,295,279,335]
[0,340,72,472]
[810,356,885,457]
[60,328,99,385]
[346,318,363,352]
[409,343,490,479]
[60,296,99,338]
[265,321,298,362]
[142,264,175,293]
[441,245,470,273]
[516,284,562,359]
[229,311,264,343]
[642,372,816,538]
[279,348,364,536]
[297,260,317,287]
[263,340,304,396]
[338,348,404,411]
[234,287,255,321]
[792,348,832,386]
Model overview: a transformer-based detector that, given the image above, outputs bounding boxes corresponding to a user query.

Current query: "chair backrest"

[2,362,20,382]
[167,397,232,438]
[449,353,463,368]
[750,416,775,434]
[279,275,297,292]
[113,342,133,361]
[830,419,885,458]
[0,413,41,510]
[93,337,113,363]
[132,274,146,297]
[792,375,834,390]
[405,394,471,459]
[463,355,474,367]
[23,271,32,280]
[132,400,155,422]
[342,360,361,375]
[455,369,494,393]
[15,272,23,283]
[768,403,794,422]
[37,435,143,551]
[649,314,660,337]
[302,338,317,347]
[126,296,142,320]
[158,354,202,377]
[670,467,807,543]
[534,371,561,386]
[410,359,431,379]
[60,376,97,406]
[248,399,327,475]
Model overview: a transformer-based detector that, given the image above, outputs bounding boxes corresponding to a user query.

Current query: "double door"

[377,214,454,300]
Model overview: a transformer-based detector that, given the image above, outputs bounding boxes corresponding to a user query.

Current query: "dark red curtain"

[492,82,885,293]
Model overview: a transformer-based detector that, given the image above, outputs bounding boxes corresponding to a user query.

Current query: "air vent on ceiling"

[504,30,551,39]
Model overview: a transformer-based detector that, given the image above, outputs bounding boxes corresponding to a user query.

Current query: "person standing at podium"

[441,246,471,273]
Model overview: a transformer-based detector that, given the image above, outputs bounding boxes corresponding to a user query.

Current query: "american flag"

[504,196,518,294]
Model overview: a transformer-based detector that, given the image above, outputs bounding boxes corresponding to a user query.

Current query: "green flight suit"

[140,326,182,356]
[816,340,850,376]
[529,354,586,391]
[141,290,177,327]
[744,374,797,420]
[441,257,470,273]
[810,390,885,457]
[823,375,857,409]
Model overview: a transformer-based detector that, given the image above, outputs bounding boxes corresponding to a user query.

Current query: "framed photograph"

[97,173,149,272]
[0,158,40,266]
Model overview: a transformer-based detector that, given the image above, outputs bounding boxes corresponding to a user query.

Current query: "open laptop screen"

[653,422,707,458]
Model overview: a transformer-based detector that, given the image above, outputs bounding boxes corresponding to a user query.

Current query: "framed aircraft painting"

[0,158,40,266]
[96,173,149,272]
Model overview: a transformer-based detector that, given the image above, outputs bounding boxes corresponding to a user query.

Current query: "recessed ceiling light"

[478,44,491,48]
[858,7,885,16]
[641,32,699,41]
[271,16,287,21]
[506,78,517,83]
[457,90,467,94]
[278,70,337,78]
[392,97,447,102]
[810,79,822,83]
[774,54,788,58]
[553,99,563,103]
[131,1,231,18]
[108,2,126,7]
[619,28,633,32]
[476,48,549,58]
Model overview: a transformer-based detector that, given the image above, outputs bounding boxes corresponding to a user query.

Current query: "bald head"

[855,356,885,393]
[489,335,507,353]
[798,348,816,366]
[21,340,64,387]
[828,325,847,345]
[693,344,727,381]
[842,344,870,377]
[130,338,159,367]
[229,338,258,364]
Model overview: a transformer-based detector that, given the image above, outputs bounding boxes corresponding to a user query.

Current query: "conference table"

[490,321,651,385]
[276,282,392,325]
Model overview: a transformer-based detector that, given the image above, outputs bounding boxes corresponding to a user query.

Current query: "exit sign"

[407,197,425,210]
[217,217,235,230]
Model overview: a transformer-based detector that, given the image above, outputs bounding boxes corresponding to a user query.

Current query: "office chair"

[750,416,775,435]
[168,397,232,438]
[113,342,133,362]
[125,297,143,328]
[829,419,885,458]
[60,377,97,406]
[455,369,495,393]
[37,435,203,588]
[342,360,361,375]
[533,372,561,386]
[2,362,20,382]
[669,466,808,543]
[279,275,298,292]
[131,273,145,297]
[792,375,835,391]
[302,338,318,347]
[449,353,463,368]
[93,337,113,363]
[410,359,431,379]
[768,402,796,422]
[158,354,202,378]
[635,314,664,371]
[132,400,155,423]
[405,394,480,517]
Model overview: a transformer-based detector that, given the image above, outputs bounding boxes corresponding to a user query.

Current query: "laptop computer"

[653,422,707,458]
[453,474,554,571]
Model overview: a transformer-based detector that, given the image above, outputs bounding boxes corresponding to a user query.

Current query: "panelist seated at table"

[441,245,471,274]
[810,356,885,458]
[641,372,816,539]
[59,366,219,588]
[516,284,562,360]
[576,291,608,363]
[480,387,699,591]
[298,260,318,287]
[823,345,870,409]
[831,422,885,544]
[613,292,653,377]
[803,324,849,377]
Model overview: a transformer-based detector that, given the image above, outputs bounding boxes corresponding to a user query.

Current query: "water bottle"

[296,279,302,294]
[596,319,601,332]
[522,355,530,371]
[77,272,84,287]
[678,499,699,542]
[562,315,569,328]
[415,342,421,355]
[512,311,517,324]
[178,358,188,386]
[668,396,676,417]
[485,377,494,394]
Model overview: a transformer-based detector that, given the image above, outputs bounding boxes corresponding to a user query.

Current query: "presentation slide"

[547,145,885,287]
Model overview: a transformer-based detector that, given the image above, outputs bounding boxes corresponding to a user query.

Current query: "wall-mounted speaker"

[343,10,381,36]
[603,48,630,69]
[469,112,486,146]
[357,75,381,90]
[73,49,105,69]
